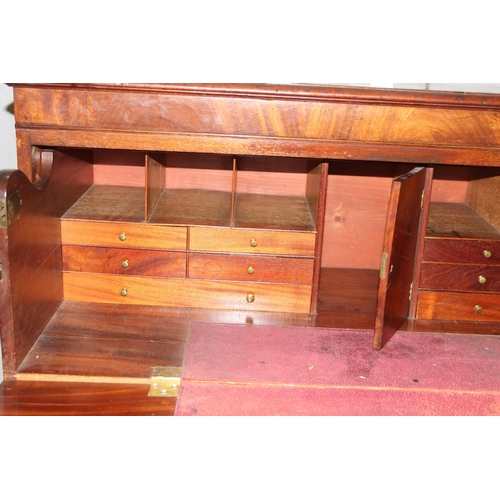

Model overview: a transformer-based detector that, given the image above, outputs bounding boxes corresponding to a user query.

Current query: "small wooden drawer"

[189,227,316,256]
[188,253,314,284]
[419,263,500,292]
[417,291,500,321]
[423,238,500,265]
[62,245,186,278]
[61,220,187,250]
[63,273,313,313]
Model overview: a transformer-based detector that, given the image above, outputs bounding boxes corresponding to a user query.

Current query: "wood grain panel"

[37,301,192,343]
[14,85,500,170]
[234,193,315,231]
[417,291,500,321]
[62,245,187,278]
[323,174,392,269]
[148,189,232,226]
[62,273,313,313]
[189,226,316,256]
[423,238,500,264]
[426,202,500,239]
[0,381,176,416]
[188,253,314,284]
[62,185,145,222]
[60,220,187,250]
[13,86,500,148]
[419,263,500,292]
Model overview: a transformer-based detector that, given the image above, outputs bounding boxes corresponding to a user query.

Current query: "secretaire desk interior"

[1,84,500,413]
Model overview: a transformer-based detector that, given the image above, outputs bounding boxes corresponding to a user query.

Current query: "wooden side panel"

[1,149,94,375]
[145,153,165,221]
[373,167,432,349]
[467,168,500,231]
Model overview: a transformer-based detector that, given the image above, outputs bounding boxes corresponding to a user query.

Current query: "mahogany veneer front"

[188,253,314,284]
[62,245,187,278]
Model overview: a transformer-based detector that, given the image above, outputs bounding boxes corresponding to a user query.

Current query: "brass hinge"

[0,192,22,229]
[409,282,414,301]
[421,189,425,208]
[148,366,182,397]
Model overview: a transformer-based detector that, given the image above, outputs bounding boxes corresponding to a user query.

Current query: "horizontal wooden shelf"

[63,185,145,222]
[426,202,500,240]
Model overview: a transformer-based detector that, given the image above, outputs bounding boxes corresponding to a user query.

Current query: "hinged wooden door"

[373,166,433,349]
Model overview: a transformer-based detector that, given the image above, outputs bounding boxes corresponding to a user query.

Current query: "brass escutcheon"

[122,259,129,268]
[483,250,492,258]
[119,232,127,241]
[120,288,128,296]
[478,275,486,284]
[475,305,483,314]
[247,266,255,275]
[246,293,255,303]
[250,238,257,248]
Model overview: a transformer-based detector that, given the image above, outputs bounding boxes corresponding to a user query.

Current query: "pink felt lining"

[176,324,500,416]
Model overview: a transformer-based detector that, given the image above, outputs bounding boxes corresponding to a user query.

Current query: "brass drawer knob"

[247,266,255,275]
[483,250,492,258]
[250,238,257,248]
[120,288,128,297]
[475,305,483,314]
[122,259,129,268]
[246,293,255,303]
[119,232,127,241]
[478,275,486,284]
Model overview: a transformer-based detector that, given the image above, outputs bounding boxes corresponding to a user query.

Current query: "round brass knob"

[475,305,483,314]
[247,266,255,275]
[120,288,128,297]
[483,250,492,258]
[119,232,127,241]
[122,259,129,268]
[250,238,257,248]
[246,293,255,303]
[478,275,486,284]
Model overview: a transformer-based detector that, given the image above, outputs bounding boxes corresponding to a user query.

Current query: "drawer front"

[61,220,187,250]
[417,291,500,321]
[423,238,500,265]
[63,273,312,313]
[62,245,186,278]
[189,227,316,256]
[188,253,314,284]
[420,263,500,292]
